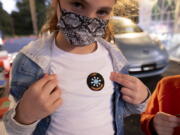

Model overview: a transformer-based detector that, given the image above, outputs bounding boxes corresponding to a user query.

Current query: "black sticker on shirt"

[87,72,104,91]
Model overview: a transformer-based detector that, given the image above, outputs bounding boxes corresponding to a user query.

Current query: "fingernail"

[44,74,48,77]
[49,74,56,77]
[46,74,56,80]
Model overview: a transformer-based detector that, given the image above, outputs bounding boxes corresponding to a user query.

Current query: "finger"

[160,120,179,128]
[121,87,134,98]
[122,95,133,103]
[175,115,180,125]
[156,127,174,135]
[178,118,180,126]
[111,72,136,83]
[110,72,135,90]
[43,79,58,95]
[157,131,173,135]
[49,87,61,104]
[51,98,62,111]
[33,74,57,89]
[155,124,174,133]
[160,113,180,123]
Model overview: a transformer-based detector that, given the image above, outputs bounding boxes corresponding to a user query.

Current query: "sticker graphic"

[87,72,104,91]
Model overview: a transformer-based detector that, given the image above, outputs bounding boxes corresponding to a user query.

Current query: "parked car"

[110,16,169,78]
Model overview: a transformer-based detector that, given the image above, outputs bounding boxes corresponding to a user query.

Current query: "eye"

[71,2,84,10]
[97,10,110,17]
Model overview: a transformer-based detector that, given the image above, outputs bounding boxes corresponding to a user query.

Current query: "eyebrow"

[99,7,113,12]
[74,0,89,5]
[72,0,113,11]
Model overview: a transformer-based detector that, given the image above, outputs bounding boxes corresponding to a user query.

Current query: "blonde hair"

[41,0,138,41]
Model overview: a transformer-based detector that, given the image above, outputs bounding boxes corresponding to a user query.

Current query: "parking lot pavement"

[162,61,180,76]
[125,60,180,135]
[141,61,180,92]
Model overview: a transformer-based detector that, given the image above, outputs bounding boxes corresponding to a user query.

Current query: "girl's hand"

[14,74,62,125]
[153,112,180,135]
[110,72,148,104]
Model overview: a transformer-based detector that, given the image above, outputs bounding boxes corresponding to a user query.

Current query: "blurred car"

[110,16,169,78]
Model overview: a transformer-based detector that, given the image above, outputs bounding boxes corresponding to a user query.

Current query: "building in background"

[139,0,180,62]
[174,0,180,33]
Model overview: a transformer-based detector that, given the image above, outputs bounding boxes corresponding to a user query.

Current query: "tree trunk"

[29,0,38,35]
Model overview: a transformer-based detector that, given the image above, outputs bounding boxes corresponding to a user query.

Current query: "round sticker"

[87,72,104,91]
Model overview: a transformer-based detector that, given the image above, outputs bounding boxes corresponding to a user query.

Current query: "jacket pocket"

[17,55,40,77]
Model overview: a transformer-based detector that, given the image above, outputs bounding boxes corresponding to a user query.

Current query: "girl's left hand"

[110,72,148,105]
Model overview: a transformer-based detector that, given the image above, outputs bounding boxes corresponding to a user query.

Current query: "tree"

[36,0,50,31]
[11,0,33,35]
[0,2,14,36]
[11,0,50,35]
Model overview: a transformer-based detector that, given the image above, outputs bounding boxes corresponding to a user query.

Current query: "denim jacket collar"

[20,33,128,74]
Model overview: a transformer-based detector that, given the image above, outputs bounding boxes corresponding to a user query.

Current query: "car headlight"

[129,67,142,72]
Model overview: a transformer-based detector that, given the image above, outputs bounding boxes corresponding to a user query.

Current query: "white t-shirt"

[46,40,114,135]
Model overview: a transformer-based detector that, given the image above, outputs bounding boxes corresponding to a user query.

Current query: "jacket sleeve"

[3,102,39,135]
[140,81,161,135]
[3,53,44,135]
[123,87,151,116]
[118,64,150,116]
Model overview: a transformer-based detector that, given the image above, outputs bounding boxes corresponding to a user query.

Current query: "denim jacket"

[3,33,147,135]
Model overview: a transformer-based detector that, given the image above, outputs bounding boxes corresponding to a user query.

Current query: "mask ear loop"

[56,0,63,30]
[57,0,63,19]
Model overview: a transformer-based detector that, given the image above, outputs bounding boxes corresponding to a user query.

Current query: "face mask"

[57,8,108,46]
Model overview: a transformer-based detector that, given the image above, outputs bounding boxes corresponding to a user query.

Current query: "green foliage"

[0,2,14,36]
[11,0,33,35]
[36,0,50,31]
[11,0,50,35]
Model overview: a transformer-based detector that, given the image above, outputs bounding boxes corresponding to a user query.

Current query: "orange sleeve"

[140,81,162,135]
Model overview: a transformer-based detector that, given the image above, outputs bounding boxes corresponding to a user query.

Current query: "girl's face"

[58,0,116,19]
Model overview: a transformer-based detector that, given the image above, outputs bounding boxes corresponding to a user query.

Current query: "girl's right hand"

[14,74,62,125]
[153,112,180,135]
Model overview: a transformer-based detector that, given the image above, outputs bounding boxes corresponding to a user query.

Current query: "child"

[3,0,149,135]
[141,75,180,135]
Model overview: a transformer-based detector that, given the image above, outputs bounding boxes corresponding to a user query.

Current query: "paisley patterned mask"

[57,9,108,46]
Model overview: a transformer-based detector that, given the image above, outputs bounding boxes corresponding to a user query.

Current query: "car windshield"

[118,35,152,45]
[111,19,143,34]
